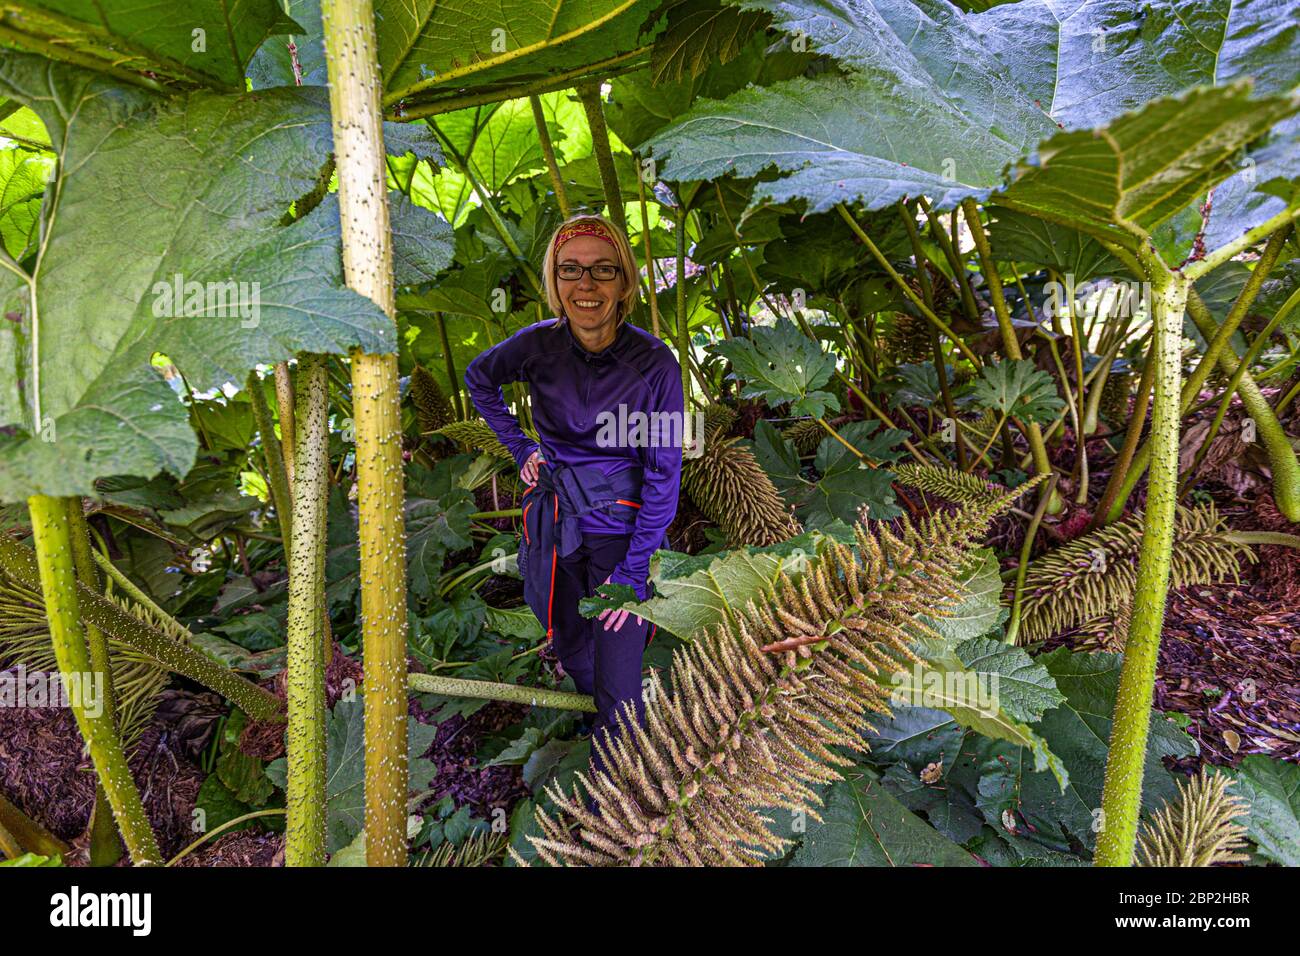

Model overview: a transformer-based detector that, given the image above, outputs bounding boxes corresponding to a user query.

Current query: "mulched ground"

[0,646,531,865]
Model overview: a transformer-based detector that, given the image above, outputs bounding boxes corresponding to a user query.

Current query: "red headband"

[552,221,616,254]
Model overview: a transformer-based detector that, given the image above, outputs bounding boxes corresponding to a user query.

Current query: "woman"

[464,214,684,772]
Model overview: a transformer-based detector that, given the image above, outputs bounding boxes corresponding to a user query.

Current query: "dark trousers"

[549,532,651,774]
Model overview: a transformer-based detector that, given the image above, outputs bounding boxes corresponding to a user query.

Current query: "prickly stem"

[1095,251,1187,867]
[321,0,409,867]
[285,355,329,866]
[26,494,161,866]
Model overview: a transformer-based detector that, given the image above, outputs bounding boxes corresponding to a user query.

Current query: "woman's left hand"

[597,574,644,632]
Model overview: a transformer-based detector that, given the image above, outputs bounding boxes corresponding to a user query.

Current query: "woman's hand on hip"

[597,574,643,633]
[520,449,543,485]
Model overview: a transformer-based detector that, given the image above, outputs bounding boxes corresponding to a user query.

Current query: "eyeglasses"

[556,263,622,282]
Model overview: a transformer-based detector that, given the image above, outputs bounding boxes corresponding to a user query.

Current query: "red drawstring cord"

[545,493,558,641]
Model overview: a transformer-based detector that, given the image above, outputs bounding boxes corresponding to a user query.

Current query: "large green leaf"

[246,0,660,110]
[0,0,300,91]
[973,0,1300,123]
[996,83,1299,250]
[606,21,812,148]
[885,643,1067,787]
[0,57,404,501]
[708,316,839,416]
[975,648,1196,853]
[377,0,660,109]
[788,768,979,866]
[644,0,1058,210]
[1217,755,1300,867]
[969,358,1064,425]
[988,206,1126,284]
[623,528,842,638]
[953,637,1064,723]
[752,416,904,526]
[918,547,1004,644]
[804,421,905,524]
[646,0,1300,215]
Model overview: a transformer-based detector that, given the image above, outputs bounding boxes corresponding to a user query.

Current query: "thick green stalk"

[66,502,125,867]
[1180,286,1300,495]
[409,673,596,711]
[0,791,70,859]
[434,312,464,420]
[26,495,161,866]
[275,363,297,488]
[1095,254,1188,867]
[576,81,627,236]
[960,200,1059,509]
[66,504,116,729]
[0,535,283,719]
[530,94,571,218]
[285,355,330,866]
[1105,227,1293,520]
[1088,343,1156,532]
[636,167,661,338]
[1187,288,1300,521]
[322,0,409,867]
[248,371,293,564]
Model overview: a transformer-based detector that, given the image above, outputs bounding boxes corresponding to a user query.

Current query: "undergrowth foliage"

[523,485,1024,866]
[1017,505,1254,643]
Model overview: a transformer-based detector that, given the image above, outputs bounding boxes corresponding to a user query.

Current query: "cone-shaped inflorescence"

[1017,504,1253,643]
[1100,369,1131,427]
[893,463,1008,509]
[1136,771,1250,867]
[525,489,1020,866]
[410,364,455,436]
[887,310,935,367]
[781,418,824,457]
[699,402,738,437]
[682,424,800,547]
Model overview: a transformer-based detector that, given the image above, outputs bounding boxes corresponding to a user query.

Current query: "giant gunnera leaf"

[246,0,662,113]
[0,0,301,92]
[645,0,1300,215]
[0,54,447,502]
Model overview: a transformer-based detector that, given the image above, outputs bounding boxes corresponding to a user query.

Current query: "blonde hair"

[542,213,640,323]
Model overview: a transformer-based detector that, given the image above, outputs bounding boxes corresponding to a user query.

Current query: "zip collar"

[564,317,628,365]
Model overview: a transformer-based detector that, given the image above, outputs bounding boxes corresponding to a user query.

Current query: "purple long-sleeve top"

[464,317,684,600]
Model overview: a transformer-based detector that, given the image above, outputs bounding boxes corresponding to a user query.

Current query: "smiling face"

[555,234,627,338]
